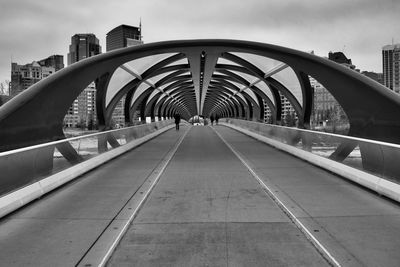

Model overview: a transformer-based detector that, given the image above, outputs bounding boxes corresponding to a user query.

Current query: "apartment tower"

[64,34,101,128]
[382,44,400,93]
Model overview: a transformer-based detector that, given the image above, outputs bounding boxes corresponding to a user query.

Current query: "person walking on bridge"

[210,114,214,126]
[174,113,181,130]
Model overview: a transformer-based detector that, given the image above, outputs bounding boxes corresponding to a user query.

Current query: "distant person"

[174,113,181,130]
[210,114,214,126]
[215,114,219,125]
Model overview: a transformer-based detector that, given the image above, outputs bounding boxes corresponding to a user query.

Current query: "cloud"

[0,0,399,83]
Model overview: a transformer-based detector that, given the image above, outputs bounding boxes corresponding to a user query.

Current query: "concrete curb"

[222,123,400,203]
[0,125,174,219]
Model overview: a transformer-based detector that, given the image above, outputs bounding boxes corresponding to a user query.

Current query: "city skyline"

[0,0,399,86]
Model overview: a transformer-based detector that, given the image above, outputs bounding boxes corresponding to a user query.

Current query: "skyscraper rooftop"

[67,33,101,65]
[106,24,142,52]
[382,43,400,50]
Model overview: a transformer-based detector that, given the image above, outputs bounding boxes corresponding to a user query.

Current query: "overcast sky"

[1,0,399,85]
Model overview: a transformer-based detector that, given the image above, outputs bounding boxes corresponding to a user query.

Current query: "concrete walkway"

[0,127,186,266]
[214,126,400,267]
[1,125,400,266]
[107,126,328,266]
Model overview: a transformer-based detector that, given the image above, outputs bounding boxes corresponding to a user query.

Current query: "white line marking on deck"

[213,127,341,267]
[96,128,190,267]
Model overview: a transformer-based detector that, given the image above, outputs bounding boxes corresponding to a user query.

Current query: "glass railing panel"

[0,120,173,197]
[75,136,99,160]
[224,119,399,183]
[342,145,362,169]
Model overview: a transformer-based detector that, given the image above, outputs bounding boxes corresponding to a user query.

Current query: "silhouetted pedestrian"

[174,113,181,130]
[215,114,219,125]
[210,115,214,126]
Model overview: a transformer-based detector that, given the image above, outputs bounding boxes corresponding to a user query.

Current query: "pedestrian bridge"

[1,121,400,266]
[1,40,400,266]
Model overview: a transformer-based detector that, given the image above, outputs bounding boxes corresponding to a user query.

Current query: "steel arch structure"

[1,39,400,170]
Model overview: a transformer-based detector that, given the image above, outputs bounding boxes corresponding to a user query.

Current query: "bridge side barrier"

[222,119,400,203]
[0,120,174,218]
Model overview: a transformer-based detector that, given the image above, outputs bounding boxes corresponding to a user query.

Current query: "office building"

[67,34,101,65]
[38,55,64,71]
[362,71,383,84]
[64,34,101,128]
[106,24,143,127]
[10,55,63,97]
[280,94,297,126]
[328,51,356,70]
[310,76,338,125]
[263,99,272,123]
[64,82,96,129]
[382,44,400,93]
[11,62,44,97]
[106,24,142,52]
[309,51,353,126]
[262,51,352,126]
[262,95,296,125]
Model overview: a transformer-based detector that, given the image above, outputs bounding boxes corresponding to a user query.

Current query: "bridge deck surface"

[0,125,399,266]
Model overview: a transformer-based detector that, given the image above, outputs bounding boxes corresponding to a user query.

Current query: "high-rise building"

[362,71,383,84]
[260,51,351,127]
[310,76,337,111]
[67,34,101,65]
[106,24,143,127]
[38,55,64,71]
[382,44,400,93]
[309,76,339,125]
[64,34,101,128]
[280,94,297,126]
[10,55,63,97]
[309,51,352,127]
[328,51,356,70]
[263,99,272,123]
[11,62,44,97]
[64,82,96,129]
[106,24,142,52]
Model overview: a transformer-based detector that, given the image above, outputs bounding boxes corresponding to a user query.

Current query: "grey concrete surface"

[3,125,398,266]
[0,127,186,266]
[215,125,400,267]
[108,126,328,266]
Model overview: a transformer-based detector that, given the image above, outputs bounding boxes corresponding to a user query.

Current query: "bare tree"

[0,83,5,95]
[0,80,10,95]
